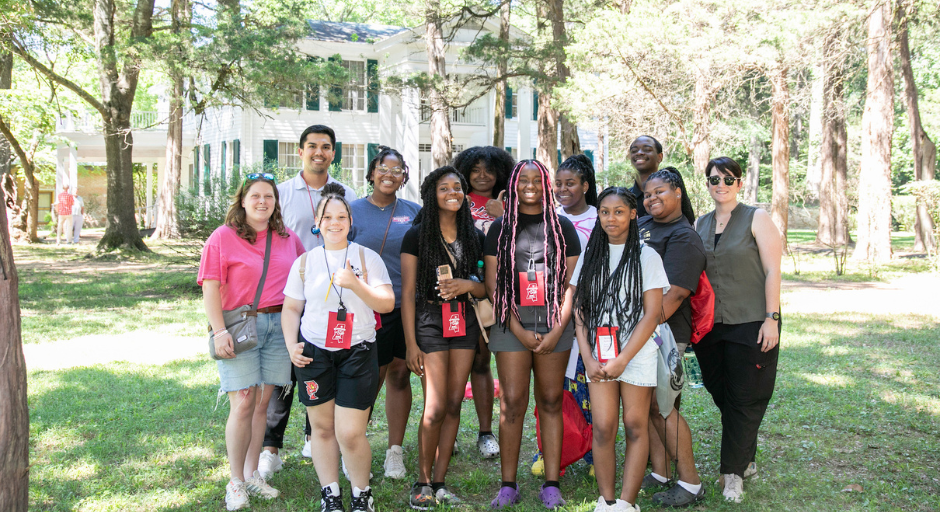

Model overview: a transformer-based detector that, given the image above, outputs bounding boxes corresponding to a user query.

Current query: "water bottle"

[683,346,704,389]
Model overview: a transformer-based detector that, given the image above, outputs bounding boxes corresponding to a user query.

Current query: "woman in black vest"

[694,157,782,503]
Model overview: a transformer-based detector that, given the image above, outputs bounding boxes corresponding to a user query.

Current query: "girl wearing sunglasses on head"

[695,157,782,503]
[198,174,305,511]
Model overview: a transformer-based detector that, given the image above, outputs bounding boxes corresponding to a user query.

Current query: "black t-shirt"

[629,181,649,219]
[402,224,485,301]
[484,213,581,315]
[638,215,706,345]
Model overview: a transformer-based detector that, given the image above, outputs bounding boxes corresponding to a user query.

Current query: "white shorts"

[589,336,658,387]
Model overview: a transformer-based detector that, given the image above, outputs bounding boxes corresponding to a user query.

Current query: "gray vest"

[696,203,767,325]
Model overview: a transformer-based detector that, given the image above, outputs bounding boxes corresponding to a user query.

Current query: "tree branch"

[617,47,691,154]
[0,115,37,180]
[10,37,108,119]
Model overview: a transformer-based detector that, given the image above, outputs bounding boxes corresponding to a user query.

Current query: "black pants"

[263,366,311,449]
[693,321,779,477]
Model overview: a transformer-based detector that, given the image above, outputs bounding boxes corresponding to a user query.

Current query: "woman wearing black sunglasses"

[694,157,782,503]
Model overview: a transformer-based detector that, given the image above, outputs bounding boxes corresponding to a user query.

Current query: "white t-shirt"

[570,244,670,354]
[283,243,391,351]
[71,197,84,216]
[277,173,358,251]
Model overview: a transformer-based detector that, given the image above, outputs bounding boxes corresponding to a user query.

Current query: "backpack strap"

[359,243,369,284]
[299,252,308,284]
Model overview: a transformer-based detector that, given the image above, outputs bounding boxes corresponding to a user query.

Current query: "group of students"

[198,125,782,512]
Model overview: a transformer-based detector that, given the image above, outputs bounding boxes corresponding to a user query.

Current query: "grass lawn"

[17,236,940,511]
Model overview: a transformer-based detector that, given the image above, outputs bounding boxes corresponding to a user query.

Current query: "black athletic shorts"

[415,302,481,353]
[376,308,407,367]
[294,333,379,411]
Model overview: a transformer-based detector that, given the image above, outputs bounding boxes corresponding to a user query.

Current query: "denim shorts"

[217,312,292,392]
[587,336,658,387]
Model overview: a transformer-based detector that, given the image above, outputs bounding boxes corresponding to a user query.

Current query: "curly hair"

[365,145,410,188]
[225,177,288,244]
[557,154,598,207]
[646,167,696,225]
[413,167,482,303]
[493,159,568,329]
[452,146,514,196]
[315,182,352,229]
[574,187,643,355]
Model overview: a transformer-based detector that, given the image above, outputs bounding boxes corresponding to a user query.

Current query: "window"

[341,143,367,189]
[278,142,301,172]
[342,61,367,111]
[419,143,463,153]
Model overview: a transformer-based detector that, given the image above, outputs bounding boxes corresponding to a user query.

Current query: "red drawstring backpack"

[690,271,715,344]
[534,390,592,474]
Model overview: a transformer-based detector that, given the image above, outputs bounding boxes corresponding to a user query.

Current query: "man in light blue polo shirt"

[259,124,357,478]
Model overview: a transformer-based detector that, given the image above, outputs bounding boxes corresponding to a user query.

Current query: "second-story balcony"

[420,103,486,126]
[56,111,198,134]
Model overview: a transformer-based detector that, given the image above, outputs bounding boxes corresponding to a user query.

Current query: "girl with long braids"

[282,183,395,512]
[639,168,706,506]
[532,153,599,476]
[400,166,487,509]
[484,159,582,509]
[571,187,670,512]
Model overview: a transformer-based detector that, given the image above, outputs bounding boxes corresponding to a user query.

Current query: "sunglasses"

[707,175,741,187]
[375,165,405,178]
[244,172,277,184]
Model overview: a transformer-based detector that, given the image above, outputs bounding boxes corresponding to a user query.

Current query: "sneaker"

[538,484,566,509]
[491,485,521,509]
[641,473,669,490]
[320,482,345,512]
[258,450,283,480]
[717,462,757,486]
[435,485,461,504]
[478,433,500,459]
[384,446,406,479]
[245,470,279,499]
[613,500,640,511]
[302,436,312,458]
[410,483,437,510]
[531,454,545,477]
[593,496,613,512]
[722,473,744,503]
[351,487,375,512]
[342,457,373,481]
[225,478,249,511]
[652,483,705,507]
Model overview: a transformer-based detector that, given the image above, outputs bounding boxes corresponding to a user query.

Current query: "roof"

[306,20,409,43]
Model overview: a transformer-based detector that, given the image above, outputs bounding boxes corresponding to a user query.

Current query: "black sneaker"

[321,483,345,512]
[350,487,375,512]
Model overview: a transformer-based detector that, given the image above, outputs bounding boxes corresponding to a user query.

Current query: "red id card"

[326,309,355,349]
[518,270,546,306]
[596,326,619,363]
[442,302,466,338]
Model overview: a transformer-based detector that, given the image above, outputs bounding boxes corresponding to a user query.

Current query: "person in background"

[54,184,74,245]
[198,173,305,511]
[639,168,706,507]
[695,156,782,503]
[71,193,85,243]
[627,136,664,219]
[348,146,421,480]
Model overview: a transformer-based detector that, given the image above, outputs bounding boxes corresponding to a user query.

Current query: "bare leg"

[494,351,534,482]
[335,405,373,490]
[648,400,670,478]
[307,402,341,488]
[620,384,653,505]
[244,384,275,477]
[385,358,412,448]
[588,381,622,501]
[431,348,476,482]
[226,387,259,481]
[470,333,495,432]
[665,410,700,484]
[417,351,452,483]
[532,350,569,482]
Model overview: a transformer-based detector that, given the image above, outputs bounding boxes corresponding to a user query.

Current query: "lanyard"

[322,244,350,309]
[525,222,543,332]
[305,184,322,237]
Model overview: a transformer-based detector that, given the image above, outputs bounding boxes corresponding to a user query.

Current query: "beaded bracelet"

[213,328,229,337]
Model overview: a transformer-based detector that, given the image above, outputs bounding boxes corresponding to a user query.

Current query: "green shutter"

[263,140,278,171]
[233,139,240,168]
[584,150,594,164]
[328,57,342,112]
[193,146,200,192]
[204,144,211,179]
[505,86,513,119]
[533,90,539,120]
[367,143,380,163]
[505,146,512,153]
[332,142,342,166]
[221,142,226,185]
[557,149,562,166]
[367,59,379,113]
[532,148,537,159]
[306,56,320,111]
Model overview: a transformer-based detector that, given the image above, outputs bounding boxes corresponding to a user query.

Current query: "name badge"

[442,301,466,338]
[518,270,545,306]
[596,326,619,363]
[326,307,354,349]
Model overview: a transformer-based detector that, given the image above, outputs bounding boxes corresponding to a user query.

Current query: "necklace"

[368,195,394,211]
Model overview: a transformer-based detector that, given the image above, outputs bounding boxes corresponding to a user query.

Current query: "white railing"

[57,111,171,133]
[420,105,486,125]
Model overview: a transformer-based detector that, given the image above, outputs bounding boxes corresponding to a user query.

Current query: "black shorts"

[415,302,481,353]
[376,308,407,367]
[294,334,379,411]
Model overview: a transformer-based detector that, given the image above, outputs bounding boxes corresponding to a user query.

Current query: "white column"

[69,145,79,193]
[155,156,166,227]
[485,89,494,148]
[56,144,68,193]
[146,161,154,227]
[517,83,532,161]
[399,87,421,202]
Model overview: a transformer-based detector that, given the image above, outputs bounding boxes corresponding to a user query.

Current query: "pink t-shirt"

[198,225,306,310]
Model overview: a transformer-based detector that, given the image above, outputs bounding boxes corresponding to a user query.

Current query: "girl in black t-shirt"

[400,166,487,508]
[484,159,581,509]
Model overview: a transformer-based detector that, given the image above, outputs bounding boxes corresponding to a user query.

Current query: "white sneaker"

[225,478,249,511]
[717,462,758,486]
[257,450,283,480]
[384,445,406,479]
[722,473,744,503]
[245,470,280,499]
[593,496,612,512]
[302,436,312,458]
[613,500,639,512]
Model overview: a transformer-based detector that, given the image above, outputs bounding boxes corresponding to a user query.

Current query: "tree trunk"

[896,1,936,253]
[536,88,558,172]
[551,0,579,160]
[806,59,824,203]
[744,133,761,204]
[817,29,850,247]
[0,117,40,243]
[425,1,452,169]
[153,0,186,239]
[0,184,29,512]
[492,0,510,148]
[770,67,790,251]
[0,50,11,192]
[692,67,711,174]
[855,1,895,264]
[596,122,606,175]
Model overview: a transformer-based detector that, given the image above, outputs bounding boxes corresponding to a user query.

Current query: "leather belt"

[257,305,283,314]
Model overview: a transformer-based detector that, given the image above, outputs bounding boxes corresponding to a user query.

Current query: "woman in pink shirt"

[198,173,305,511]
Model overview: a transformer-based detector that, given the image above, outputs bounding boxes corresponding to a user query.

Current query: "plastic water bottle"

[683,347,704,389]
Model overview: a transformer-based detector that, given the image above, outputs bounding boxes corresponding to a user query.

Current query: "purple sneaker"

[491,485,521,509]
[538,484,566,509]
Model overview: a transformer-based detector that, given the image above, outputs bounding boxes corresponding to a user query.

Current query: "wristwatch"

[766,312,780,321]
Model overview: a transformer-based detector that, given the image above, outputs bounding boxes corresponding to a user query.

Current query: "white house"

[55,18,600,223]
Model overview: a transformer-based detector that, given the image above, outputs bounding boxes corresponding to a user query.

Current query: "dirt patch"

[782,274,939,318]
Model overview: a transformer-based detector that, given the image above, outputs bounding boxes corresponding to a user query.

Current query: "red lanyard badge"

[519,259,545,307]
[442,301,466,338]
[596,326,620,363]
[326,307,354,349]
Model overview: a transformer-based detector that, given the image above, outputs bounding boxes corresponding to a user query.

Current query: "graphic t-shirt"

[468,191,498,234]
[348,197,421,307]
[557,205,597,377]
[401,224,486,302]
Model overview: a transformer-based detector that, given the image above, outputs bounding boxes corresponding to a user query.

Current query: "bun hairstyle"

[646,167,696,225]
[316,182,352,228]
[557,154,598,207]
[366,145,410,187]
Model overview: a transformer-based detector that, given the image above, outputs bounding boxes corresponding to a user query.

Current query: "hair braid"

[574,187,644,354]
[648,167,696,224]
[558,154,598,207]
[494,159,568,329]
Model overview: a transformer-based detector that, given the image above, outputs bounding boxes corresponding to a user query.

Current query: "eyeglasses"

[375,165,405,178]
[245,173,277,184]
[707,175,741,187]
